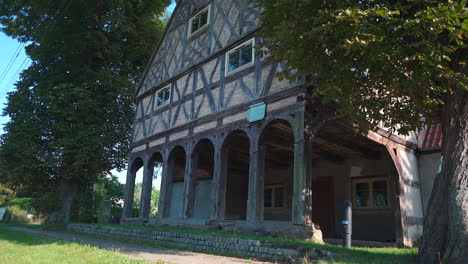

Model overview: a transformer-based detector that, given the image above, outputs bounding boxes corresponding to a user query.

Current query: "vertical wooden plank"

[182,144,194,218]
[292,110,306,225]
[122,168,136,219]
[156,157,169,220]
[246,125,263,226]
[159,152,173,219]
[210,137,224,220]
[139,158,154,218]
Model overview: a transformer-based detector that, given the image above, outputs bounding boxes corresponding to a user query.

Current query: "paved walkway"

[4,227,272,264]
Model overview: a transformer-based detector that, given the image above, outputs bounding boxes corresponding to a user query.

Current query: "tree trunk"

[48,179,79,223]
[419,87,468,264]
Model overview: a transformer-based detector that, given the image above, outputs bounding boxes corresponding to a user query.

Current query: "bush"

[3,205,29,223]
[0,184,14,206]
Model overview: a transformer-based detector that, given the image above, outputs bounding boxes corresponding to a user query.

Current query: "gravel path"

[3,227,272,264]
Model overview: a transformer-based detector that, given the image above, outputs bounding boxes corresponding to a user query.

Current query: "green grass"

[0,228,163,264]
[75,223,418,264]
[1,223,418,263]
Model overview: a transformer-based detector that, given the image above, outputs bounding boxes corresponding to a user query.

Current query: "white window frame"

[264,184,285,208]
[187,5,211,39]
[156,85,171,108]
[225,38,255,75]
[352,176,390,210]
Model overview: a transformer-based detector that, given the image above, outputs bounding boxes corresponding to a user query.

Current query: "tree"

[257,0,467,263]
[150,188,160,217]
[0,0,171,221]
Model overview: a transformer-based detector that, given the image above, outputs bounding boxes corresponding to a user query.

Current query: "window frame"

[225,38,255,75]
[187,4,211,39]
[264,184,286,209]
[155,85,171,108]
[352,176,390,210]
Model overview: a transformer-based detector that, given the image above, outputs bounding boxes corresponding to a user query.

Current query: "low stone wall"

[67,223,335,262]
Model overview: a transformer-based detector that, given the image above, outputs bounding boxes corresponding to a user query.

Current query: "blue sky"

[0,2,176,187]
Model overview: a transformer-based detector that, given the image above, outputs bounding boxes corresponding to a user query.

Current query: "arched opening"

[148,152,163,218]
[260,120,294,221]
[190,139,215,219]
[130,157,144,218]
[222,130,250,220]
[310,120,398,241]
[167,146,186,218]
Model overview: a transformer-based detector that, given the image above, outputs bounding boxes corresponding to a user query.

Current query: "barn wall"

[418,152,441,214]
[169,182,185,218]
[312,155,397,242]
[130,0,305,146]
[193,180,213,219]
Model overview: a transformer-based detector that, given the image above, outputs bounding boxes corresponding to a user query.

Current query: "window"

[264,185,285,208]
[352,177,389,209]
[156,86,171,107]
[188,5,210,38]
[226,38,255,74]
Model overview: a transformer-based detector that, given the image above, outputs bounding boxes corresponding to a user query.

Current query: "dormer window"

[156,85,171,107]
[188,5,210,38]
[226,38,255,75]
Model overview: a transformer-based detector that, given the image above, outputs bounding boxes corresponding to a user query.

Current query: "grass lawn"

[0,228,161,264]
[0,224,418,264]
[69,223,418,264]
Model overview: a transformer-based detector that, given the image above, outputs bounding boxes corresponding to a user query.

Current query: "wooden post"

[122,168,136,218]
[247,126,264,226]
[183,144,194,219]
[292,111,307,225]
[139,157,154,218]
[210,137,225,220]
[158,154,172,219]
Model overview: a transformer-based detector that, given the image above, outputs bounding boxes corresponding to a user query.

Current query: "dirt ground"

[4,227,273,264]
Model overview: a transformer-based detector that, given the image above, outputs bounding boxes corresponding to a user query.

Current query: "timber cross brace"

[121,0,427,246]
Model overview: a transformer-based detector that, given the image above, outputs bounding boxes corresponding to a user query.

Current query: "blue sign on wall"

[247,102,266,123]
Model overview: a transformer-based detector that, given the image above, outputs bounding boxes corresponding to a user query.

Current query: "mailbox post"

[342,200,352,248]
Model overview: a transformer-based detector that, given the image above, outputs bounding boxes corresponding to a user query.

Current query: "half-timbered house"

[121,0,440,246]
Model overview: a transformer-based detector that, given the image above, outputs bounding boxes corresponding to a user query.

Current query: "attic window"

[188,5,210,38]
[156,86,171,107]
[226,38,255,75]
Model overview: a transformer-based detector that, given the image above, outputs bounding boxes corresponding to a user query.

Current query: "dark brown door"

[312,177,335,238]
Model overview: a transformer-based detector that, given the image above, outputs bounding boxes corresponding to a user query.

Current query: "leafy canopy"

[0,0,170,213]
[258,0,467,134]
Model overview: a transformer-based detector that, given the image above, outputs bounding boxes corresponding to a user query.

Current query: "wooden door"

[312,177,335,238]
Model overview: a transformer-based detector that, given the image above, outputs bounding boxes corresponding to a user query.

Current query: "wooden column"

[157,154,172,219]
[210,137,226,220]
[139,157,154,218]
[182,144,195,219]
[292,111,308,225]
[122,168,136,219]
[247,126,264,226]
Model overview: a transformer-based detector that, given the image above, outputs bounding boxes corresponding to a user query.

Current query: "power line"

[0,57,30,100]
[0,43,25,83]
[0,0,72,101]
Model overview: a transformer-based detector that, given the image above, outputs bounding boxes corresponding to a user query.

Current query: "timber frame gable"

[123,0,428,248]
[136,0,261,98]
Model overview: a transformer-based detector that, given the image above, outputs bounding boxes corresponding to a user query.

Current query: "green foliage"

[257,0,467,134]
[150,189,160,218]
[132,182,160,217]
[0,0,171,217]
[2,205,29,223]
[0,184,14,205]
[71,174,125,222]
[6,197,34,212]
[133,182,143,210]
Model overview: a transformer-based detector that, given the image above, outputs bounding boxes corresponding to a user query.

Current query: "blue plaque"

[247,102,266,123]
